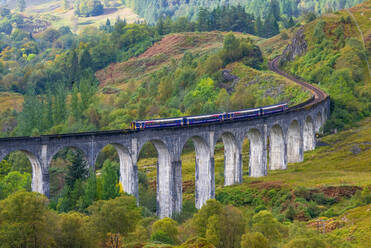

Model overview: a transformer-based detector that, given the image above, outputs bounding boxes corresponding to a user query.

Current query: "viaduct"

[0,57,330,218]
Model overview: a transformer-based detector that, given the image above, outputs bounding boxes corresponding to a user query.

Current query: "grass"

[0,92,24,113]
[327,203,371,248]
[24,1,142,33]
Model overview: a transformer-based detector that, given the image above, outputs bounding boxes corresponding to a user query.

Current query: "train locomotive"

[131,103,288,130]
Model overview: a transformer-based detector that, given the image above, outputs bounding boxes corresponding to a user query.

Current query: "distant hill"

[126,0,367,23]
[1,0,53,9]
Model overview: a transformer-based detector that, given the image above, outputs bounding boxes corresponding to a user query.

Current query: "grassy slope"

[23,1,141,33]
[327,203,371,248]
[0,92,23,113]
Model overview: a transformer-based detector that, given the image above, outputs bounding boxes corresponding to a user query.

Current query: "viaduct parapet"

[0,98,329,218]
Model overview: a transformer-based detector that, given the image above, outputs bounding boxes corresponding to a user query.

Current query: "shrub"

[285,237,327,248]
[241,232,269,248]
[151,218,179,244]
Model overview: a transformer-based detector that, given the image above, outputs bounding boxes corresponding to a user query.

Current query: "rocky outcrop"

[280,27,308,65]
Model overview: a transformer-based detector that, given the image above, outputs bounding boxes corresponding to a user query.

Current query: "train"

[131,103,288,130]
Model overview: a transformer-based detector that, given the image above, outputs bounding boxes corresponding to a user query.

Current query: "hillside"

[259,1,371,133]
[23,1,142,32]
[94,31,309,132]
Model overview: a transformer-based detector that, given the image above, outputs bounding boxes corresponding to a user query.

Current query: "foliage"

[74,0,104,17]
[100,160,120,200]
[87,195,141,244]
[240,232,269,248]
[0,171,31,199]
[252,210,288,243]
[284,11,371,132]
[126,0,365,24]
[0,192,54,247]
[151,218,179,245]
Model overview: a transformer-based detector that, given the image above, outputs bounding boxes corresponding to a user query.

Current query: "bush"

[285,237,327,248]
[241,232,269,248]
[306,201,321,218]
[151,218,179,244]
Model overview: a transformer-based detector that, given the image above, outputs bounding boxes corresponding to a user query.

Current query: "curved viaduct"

[0,57,330,218]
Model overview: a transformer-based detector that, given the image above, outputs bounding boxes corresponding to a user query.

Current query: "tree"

[0,171,31,199]
[66,150,89,187]
[79,171,97,210]
[263,13,279,38]
[55,212,96,247]
[151,218,179,244]
[16,0,26,11]
[184,77,218,115]
[79,49,92,70]
[101,160,120,200]
[216,88,230,112]
[0,192,55,247]
[255,16,263,37]
[88,195,141,243]
[197,8,210,31]
[0,19,12,35]
[313,20,326,44]
[287,17,295,28]
[63,0,70,10]
[192,199,223,237]
[270,0,280,21]
[241,232,269,248]
[252,210,288,244]
[205,205,245,248]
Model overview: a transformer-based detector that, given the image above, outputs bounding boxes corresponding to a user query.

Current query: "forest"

[125,0,367,23]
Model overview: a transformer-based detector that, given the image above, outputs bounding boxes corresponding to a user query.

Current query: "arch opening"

[96,144,136,197]
[137,140,173,218]
[304,116,315,151]
[48,147,89,209]
[315,112,323,134]
[287,120,303,163]
[269,125,286,170]
[0,150,43,198]
[245,129,266,177]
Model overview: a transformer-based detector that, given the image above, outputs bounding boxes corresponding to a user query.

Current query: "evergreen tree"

[156,16,165,35]
[197,8,210,31]
[66,150,88,187]
[63,0,70,10]
[255,15,263,37]
[17,89,42,136]
[270,0,281,21]
[71,85,81,120]
[53,83,67,125]
[16,0,26,11]
[79,49,92,70]
[263,12,279,38]
[287,17,295,28]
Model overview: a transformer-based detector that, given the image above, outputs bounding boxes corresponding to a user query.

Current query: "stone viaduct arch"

[0,98,330,218]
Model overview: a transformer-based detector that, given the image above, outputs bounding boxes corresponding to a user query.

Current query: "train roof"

[133,103,288,123]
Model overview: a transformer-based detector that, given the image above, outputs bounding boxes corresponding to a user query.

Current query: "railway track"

[269,56,328,110]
